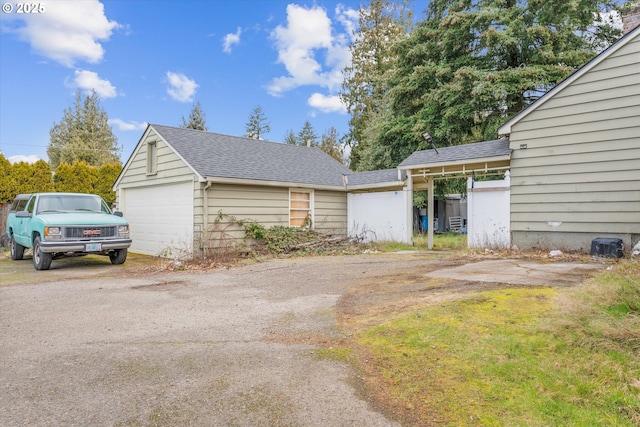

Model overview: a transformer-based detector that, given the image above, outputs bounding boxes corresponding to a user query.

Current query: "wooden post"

[428,176,434,250]
[406,171,414,245]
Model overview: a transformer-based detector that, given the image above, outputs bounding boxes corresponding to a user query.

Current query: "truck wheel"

[109,249,127,265]
[10,236,25,260]
[33,236,52,270]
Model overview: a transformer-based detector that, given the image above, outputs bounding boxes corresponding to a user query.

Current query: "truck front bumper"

[39,239,132,253]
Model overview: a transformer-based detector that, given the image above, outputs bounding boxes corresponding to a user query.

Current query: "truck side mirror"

[16,211,32,218]
[113,211,123,217]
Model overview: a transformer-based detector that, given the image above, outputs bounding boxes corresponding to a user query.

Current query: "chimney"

[622,3,640,35]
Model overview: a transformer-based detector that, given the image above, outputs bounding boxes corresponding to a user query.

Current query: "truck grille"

[64,226,117,239]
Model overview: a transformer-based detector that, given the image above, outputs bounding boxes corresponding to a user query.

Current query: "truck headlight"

[118,225,129,237]
[44,226,62,239]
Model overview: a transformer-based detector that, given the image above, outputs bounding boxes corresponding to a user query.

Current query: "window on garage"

[290,190,313,227]
[147,141,157,175]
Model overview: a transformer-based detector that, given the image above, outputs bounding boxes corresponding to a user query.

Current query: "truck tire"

[10,236,25,260]
[109,248,127,265]
[33,236,52,270]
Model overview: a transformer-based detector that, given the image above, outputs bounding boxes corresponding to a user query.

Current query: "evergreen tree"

[54,161,97,194]
[359,0,621,170]
[283,129,298,145]
[94,162,122,206]
[245,105,271,139]
[10,160,55,196]
[48,90,121,170]
[0,154,13,203]
[340,0,413,170]
[181,101,208,131]
[297,121,318,147]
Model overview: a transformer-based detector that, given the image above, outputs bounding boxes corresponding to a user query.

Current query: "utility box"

[590,237,624,258]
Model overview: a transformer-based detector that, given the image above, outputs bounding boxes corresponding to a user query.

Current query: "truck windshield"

[36,195,111,214]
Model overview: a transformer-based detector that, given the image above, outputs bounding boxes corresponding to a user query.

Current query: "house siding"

[203,184,347,245]
[508,35,640,251]
[313,190,348,234]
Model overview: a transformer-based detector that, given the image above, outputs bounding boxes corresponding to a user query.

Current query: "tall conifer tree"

[48,90,121,170]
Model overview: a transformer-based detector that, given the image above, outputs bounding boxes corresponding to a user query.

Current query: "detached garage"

[114,124,405,257]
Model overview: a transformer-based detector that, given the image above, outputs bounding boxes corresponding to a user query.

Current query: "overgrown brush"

[245,222,364,255]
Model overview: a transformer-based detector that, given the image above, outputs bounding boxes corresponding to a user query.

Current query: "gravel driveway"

[0,252,601,426]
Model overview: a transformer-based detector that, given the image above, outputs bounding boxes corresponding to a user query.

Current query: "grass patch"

[353,261,640,426]
[375,232,468,253]
[415,232,467,251]
[314,346,354,364]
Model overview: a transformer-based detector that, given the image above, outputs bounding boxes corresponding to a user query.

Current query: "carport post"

[428,176,434,250]
[406,171,414,245]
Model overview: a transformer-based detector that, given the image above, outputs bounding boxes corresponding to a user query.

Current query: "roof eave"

[346,181,406,191]
[398,154,512,171]
[205,176,346,191]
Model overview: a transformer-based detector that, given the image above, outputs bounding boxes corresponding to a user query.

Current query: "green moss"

[355,274,640,426]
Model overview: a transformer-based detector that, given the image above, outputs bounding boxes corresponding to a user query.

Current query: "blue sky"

[0,0,397,164]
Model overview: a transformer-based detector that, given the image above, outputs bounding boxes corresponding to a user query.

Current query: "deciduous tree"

[319,127,345,164]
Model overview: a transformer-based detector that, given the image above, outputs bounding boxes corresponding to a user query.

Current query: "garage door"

[123,181,194,256]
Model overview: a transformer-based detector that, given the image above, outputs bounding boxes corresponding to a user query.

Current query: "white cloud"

[166,71,198,102]
[223,27,242,53]
[69,69,117,98]
[335,4,359,41]
[308,93,346,113]
[267,4,357,97]
[2,0,119,67]
[8,154,40,164]
[109,119,147,131]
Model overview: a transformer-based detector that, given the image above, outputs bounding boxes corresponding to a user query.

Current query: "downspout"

[202,180,212,256]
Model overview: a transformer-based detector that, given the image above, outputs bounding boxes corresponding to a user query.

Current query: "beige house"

[115,20,639,256]
[497,24,640,251]
[113,124,404,256]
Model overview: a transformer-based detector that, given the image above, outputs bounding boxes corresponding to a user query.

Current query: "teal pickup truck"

[6,193,132,270]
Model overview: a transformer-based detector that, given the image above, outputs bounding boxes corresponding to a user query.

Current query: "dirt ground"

[0,251,604,426]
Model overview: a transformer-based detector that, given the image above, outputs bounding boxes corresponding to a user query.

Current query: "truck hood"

[37,212,129,226]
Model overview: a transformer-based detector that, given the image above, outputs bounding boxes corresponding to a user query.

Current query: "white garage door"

[123,181,194,256]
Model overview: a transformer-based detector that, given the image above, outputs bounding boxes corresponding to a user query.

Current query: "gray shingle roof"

[151,124,353,187]
[346,169,405,187]
[398,138,511,168]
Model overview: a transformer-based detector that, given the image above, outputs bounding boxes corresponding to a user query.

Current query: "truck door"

[15,196,36,247]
